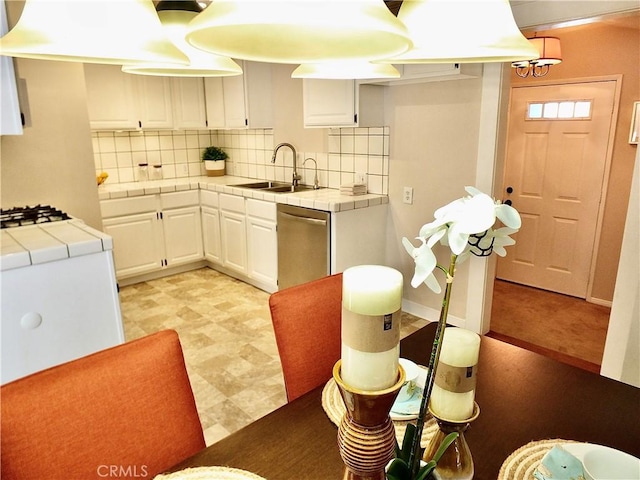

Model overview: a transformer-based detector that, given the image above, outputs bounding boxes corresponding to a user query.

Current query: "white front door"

[497,80,617,298]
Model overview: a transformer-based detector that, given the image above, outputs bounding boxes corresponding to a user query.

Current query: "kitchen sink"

[231,181,291,189]
[231,181,322,193]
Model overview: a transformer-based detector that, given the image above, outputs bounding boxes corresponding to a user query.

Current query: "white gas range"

[0,205,124,384]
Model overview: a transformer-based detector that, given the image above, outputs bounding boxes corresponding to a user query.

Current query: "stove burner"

[0,205,71,229]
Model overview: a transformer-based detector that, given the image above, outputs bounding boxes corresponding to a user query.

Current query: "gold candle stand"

[422,402,480,480]
[333,360,405,480]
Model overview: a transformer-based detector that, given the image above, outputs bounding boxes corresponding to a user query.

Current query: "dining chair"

[1,329,205,480]
[269,273,343,402]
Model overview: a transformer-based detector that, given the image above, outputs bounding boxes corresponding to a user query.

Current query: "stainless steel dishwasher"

[277,204,330,290]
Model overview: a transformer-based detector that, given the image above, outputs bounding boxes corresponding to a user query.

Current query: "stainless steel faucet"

[272,143,301,187]
[303,157,320,189]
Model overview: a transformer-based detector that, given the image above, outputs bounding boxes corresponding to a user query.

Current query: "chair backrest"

[269,273,343,402]
[1,329,205,480]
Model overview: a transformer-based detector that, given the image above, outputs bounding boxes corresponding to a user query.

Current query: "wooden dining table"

[168,323,640,479]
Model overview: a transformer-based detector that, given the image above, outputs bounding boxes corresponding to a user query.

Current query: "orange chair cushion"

[269,273,343,402]
[1,330,205,480]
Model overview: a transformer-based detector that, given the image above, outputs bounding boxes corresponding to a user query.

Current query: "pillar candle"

[341,265,403,391]
[429,327,481,421]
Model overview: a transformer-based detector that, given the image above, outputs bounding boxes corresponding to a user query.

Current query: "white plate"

[564,444,640,480]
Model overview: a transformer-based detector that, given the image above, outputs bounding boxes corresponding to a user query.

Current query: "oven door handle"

[279,212,327,226]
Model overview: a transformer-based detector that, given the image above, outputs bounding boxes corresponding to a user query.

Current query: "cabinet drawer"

[160,190,199,209]
[200,189,219,208]
[100,196,157,218]
[219,193,245,214]
[246,199,276,221]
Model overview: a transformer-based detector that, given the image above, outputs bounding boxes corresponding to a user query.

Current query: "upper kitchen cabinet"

[171,77,207,129]
[362,63,482,86]
[302,80,384,128]
[84,64,138,130]
[204,60,273,130]
[135,75,174,129]
[84,65,207,130]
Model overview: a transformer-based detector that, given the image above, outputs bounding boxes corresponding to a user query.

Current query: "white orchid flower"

[403,187,521,290]
[402,236,442,294]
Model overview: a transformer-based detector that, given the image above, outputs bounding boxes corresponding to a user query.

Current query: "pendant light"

[292,62,400,80]
[185,0,412,64]
[383,0,539,64]
[123,0,242,77]
[0,0,189,65]
[512,37,562,78]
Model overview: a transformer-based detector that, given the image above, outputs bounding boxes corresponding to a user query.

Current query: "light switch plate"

[355,172,367,185]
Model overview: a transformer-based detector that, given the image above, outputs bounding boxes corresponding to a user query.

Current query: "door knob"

[506,186,513,194]
[504,199,513,206]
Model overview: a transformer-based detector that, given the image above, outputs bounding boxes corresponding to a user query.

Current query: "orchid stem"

[408,253,457,478]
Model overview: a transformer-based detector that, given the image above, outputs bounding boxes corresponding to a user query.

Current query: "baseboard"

[587,296,613,308]
[401,299,465,328]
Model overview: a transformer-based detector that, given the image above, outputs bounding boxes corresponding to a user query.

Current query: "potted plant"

[202,146,228,177]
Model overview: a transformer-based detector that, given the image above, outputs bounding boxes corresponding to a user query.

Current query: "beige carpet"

[489,279,611,372]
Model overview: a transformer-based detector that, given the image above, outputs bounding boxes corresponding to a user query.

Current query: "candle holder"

[422,403,480,480]
[333,360,405,480]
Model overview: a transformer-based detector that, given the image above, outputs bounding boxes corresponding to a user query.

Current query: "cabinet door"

[203,77,226,129]
[135,76,174,129]
[172,77,207,129]
[163,206,204,266]
[84,64,138,130]
[220,210,247,274]
[222,74,248,129]
[201,206,222,264]
[303,79,356,127]
[246,216,277,287]
[102,212,163,277]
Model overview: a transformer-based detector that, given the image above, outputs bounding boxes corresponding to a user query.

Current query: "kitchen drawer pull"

[279,212,327,226]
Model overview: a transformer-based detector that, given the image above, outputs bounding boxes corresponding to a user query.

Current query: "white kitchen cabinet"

[201,206,222,264]
[85,64,179,130]
[85,64,139,130]
[204,60,273,129]
[100,190,203,280]
[162,206,204,266]
[171,77,207,129]
[246,199,277,290]
[200,190,222,264]
[134,75,174,129]
[302,80,384,128]
[102,212,164,277]
[219,193,247,274]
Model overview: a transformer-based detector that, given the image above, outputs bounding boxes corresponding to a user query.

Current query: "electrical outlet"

[403,186,414,205]
[355,172,367,185]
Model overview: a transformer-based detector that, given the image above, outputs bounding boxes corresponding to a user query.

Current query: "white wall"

[601,148,639,387]
[383,76,484,326]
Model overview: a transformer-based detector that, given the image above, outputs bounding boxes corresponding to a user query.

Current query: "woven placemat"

[321,378,438,448]
[154,466,266,480]
[497,439,580,480]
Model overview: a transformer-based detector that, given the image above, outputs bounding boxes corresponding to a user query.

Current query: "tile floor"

[119,267,428,446]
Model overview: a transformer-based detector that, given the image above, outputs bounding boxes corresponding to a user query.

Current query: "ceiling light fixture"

[185,0,412,64]
[0,0,189,65]
[123,0,242,77]
[511,37,562,78]
[382,0,539,64]
[291,62,400,80]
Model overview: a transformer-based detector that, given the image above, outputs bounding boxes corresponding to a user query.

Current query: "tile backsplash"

[92,126,390,194]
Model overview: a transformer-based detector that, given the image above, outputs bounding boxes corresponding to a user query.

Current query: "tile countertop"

[97,176,389,213]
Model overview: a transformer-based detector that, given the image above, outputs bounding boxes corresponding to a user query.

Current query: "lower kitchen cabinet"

[220,210,247,275]
[201,206,222,264]
[162,206,204,266]
[102,212,164,278]
[100,191,203,280]
[246,199,277,291]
